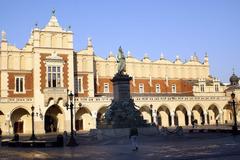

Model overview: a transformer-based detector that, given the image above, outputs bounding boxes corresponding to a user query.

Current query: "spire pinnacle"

[205,52,208,57]
[127,51,132,57]
[1,30,6,41]
[88,37,93,47]
[52,9,56,16]
[144,53,149,59]
[160,52,164,60]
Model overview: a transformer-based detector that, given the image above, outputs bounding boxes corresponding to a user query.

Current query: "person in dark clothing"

[129,127,138,151]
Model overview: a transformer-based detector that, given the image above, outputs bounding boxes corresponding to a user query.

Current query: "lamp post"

[150,104,153,125]
[65,91,78,146]
[231,92,238,135]
[30,105,37,141]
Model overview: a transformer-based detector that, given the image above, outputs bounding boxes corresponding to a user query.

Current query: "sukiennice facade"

[0,13,238,135]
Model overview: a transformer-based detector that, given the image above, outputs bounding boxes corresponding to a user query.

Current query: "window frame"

[214,84,219,92]
[200,84,205,92]
[14,76,25,94]
[77,77,84,93]
[47,65,62,88]
[103,83,109,93]
[172,84,177,93]
[139,83,144,93]
[155,84,161,93]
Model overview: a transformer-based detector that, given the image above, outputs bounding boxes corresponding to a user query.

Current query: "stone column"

[204,112,208,125]
[219,110,223,124]
[171,112,175,127]
[152,110,158,126]
[188,112,192,126]
[92,111,97,129]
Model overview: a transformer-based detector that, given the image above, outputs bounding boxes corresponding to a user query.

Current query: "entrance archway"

[0,111,5,131]
[139,106,152,124]
[10,108,31,134]
[175,105,188,126]
[192,105,204,125]
[44,105,64,133]
[223,104,233,124]
[75,107,92,131]
[97,106,108,128]
[208,105,219,125]
[157,106,170,127]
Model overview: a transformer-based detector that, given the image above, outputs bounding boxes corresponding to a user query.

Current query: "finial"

[160,52,164,59]
[127,51,132,57]
[190,56,194,61]
[144,53,149,59]
[1,30,6,41]
[109,51,114,57]
[68,25,71,31]
[233,67,235,74]
[52,9,56,16]
[35,22,38,28]
[176,55,180,60]
[88,37,92,47]
[205,52,208,57]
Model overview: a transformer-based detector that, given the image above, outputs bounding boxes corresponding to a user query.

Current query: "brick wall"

[95,77,193,95]
[8,72,33,97]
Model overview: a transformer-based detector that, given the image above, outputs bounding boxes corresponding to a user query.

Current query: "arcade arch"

[157,105,170,127]
[223,104,233,124]
[139,106,151,124]
[192,105,204,125]
[44,105,64,133]
[175,105,188,126]
[0,111,5,130]
[207,104,219,125]
[75,107,92,131]
[97,106,108,127]
[10,107,31,134]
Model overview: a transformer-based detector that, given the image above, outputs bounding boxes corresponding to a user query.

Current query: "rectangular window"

[104,83,109,93]
[15,77,25,93]
[156,84,161,93]
[215,84,219,92]
[172,84,176,93]
[47,65,61,88]
[139,83,144,93]
[200,84,205,92]
[78,77,83,93]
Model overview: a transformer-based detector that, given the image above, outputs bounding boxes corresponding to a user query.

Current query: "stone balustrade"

[75,96,229,103]
[0,97,34,103]
[0,96,229,104]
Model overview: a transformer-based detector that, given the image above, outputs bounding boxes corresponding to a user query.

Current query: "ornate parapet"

[76,96,228,103]
[0,97,33,103]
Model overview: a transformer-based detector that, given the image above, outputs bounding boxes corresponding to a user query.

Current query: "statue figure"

[117,46,126,75]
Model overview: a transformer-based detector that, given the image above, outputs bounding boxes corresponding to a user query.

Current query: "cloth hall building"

[0,13,239,135]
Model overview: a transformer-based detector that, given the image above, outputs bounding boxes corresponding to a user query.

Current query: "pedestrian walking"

[129,127,138,151]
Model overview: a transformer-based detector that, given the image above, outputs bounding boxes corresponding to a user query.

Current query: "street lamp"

[231,92,238,135]
[65,91,78,146]
[150,104,153,125]
[29,105,37,141]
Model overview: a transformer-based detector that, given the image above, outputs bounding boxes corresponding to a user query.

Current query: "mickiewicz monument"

[102,47,147,128]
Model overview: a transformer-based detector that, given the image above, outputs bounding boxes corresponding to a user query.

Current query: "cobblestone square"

[1,132,240,160]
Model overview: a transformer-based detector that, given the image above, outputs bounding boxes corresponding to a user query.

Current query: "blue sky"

[1,0,240,82]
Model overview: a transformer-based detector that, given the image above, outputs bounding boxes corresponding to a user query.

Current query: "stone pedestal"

[101,73,147,128]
